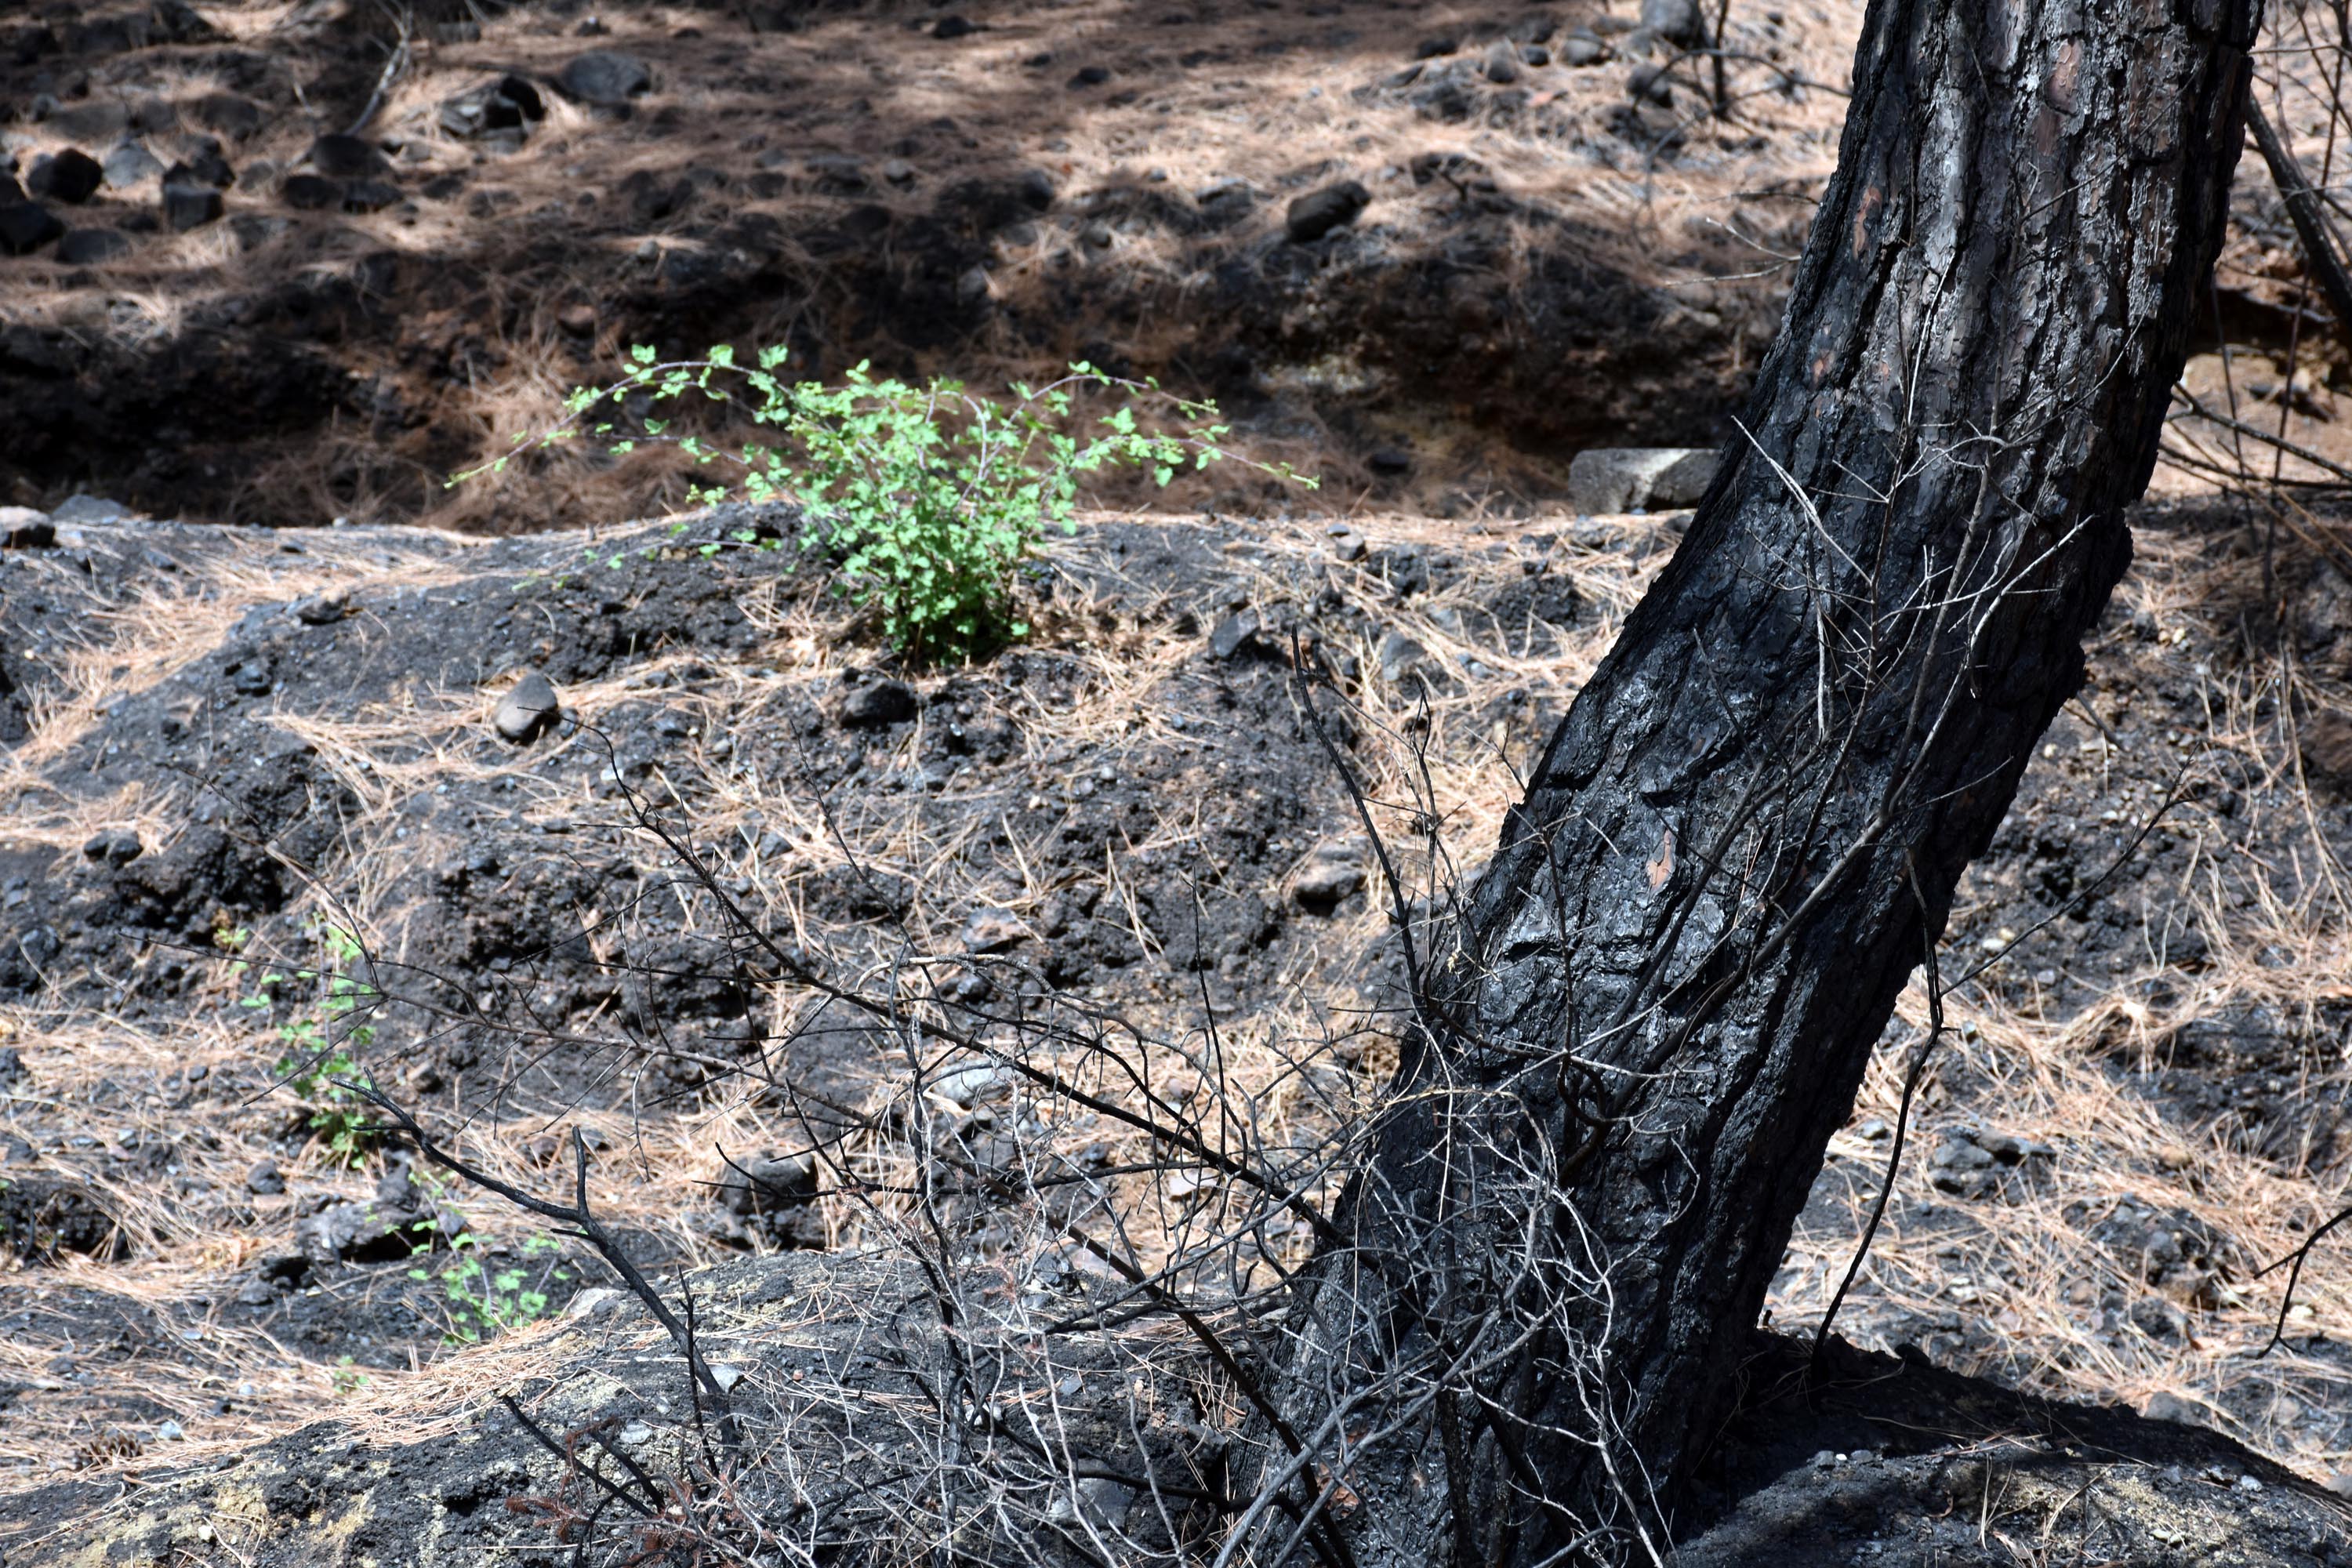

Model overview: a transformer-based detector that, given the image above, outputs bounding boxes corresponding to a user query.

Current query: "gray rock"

[1293,840,1368,908]
[245,1160,285,1196]
[56,227,130,264]
[1483,41,1523,82]
[960,908,1028,953]
[1975,1131,2054,1164]
[27,149,102,204]
[1376,630,1426,684]
[1563,32,1610,64]
[0,507,53,548]
[718,1150,818,1216]
[53,494,136,523]
[931,1063,1011,1109]
[1208,611,1261,659]
[0,202,62,254]
[1628,62,1675,104]
[1566,447,1718,513]
[290,587,348,625]
[1285,180,1370,243]
[100,141,164,190]
[2143,1391,2209,1427]
[1642,0,1710,45]
[298,1192,465,1264]
[162,182,223,230]
[837,677,917,728]
[563,1287,625,1319]
[46,102,130,144]
[493,670,561,742]
[557,50,653,105]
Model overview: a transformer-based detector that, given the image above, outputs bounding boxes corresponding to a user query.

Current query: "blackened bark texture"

[1258,0,2263,1561]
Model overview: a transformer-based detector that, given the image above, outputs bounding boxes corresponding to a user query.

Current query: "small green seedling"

[239,920,382,1167]
[409,1230,573,1344]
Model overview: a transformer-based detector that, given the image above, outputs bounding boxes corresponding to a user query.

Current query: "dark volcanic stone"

[838,677,919,728]
[165,146,234,187]
[162,182,223,230]
[339,179,401,213]
[932,15,980,38]
[281,173,340,210]
[557,49,653,104]
[307,133,390,179]
[0,201,63,255]
[55,227,130,264]
[26,148,101,204]
[1642,0,1710,45]
[0,1175,126,1261]
[82,828,143,866]
[1284,180,1370,242]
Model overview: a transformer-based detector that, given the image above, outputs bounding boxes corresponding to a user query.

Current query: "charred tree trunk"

[1259,0,2262,1560]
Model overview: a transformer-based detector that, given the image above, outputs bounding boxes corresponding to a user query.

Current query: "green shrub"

[460,348,1311,660]
[236,920,379,1167]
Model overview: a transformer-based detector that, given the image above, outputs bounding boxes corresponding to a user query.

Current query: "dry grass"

[5,495,2352,1501]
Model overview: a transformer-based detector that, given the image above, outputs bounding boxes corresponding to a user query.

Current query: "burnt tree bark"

[1257,0,2263,1561]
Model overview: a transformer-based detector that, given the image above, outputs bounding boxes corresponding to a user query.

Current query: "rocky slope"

[2,484,2351,1558]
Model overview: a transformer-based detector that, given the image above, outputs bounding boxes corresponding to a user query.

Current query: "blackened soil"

[0,0,1836,528]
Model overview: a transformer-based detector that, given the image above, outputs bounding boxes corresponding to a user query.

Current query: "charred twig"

[352,1094,740,1432]
[2246,99,2352,353]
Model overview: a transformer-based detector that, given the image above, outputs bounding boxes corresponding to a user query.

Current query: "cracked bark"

[1263,0,2263,1559]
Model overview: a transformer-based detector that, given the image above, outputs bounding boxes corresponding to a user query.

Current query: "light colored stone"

[1566,447,1719,514]
[931,1062,1012,1109]
[563,1287,625,1319]
[492,670,560,742]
